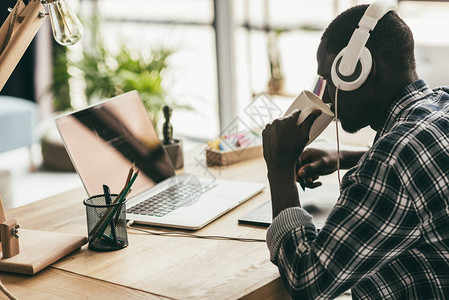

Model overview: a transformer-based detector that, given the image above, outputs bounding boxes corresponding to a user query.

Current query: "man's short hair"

[322,5,416,72]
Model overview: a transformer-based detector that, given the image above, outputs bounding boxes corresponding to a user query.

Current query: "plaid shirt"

[267,80,449,299]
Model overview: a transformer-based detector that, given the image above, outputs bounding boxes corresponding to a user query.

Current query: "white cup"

[284,90,334,145]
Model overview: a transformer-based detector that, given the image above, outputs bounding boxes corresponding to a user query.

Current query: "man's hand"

[297,148,340,188]
[262,109,322,173]
[297,149,367,188]
[262,109,321,218]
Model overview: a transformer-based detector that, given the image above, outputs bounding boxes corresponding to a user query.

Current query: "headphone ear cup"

[331,47,373,91]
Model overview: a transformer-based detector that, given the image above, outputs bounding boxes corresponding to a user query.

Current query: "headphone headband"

[331,0,397,91]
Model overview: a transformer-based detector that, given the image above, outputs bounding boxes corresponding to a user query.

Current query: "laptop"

[55,91,265,230]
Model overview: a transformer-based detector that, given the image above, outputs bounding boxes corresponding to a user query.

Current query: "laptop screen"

[56,91,175,197]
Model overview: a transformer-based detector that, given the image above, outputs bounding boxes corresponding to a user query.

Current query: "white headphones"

[330,0,397,91]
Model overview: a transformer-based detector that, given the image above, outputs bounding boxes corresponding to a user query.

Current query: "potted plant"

[78,42,176,130]
[267,30,285,95]
[46,16,187,171]
[52,14,187,130]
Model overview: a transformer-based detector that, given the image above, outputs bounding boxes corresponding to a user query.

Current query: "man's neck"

[370,70,419,132]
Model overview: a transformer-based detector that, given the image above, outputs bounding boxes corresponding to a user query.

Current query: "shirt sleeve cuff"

[266,207,314,263]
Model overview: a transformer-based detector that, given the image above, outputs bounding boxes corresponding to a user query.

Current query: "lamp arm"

[0,0,25,53]
[0,0,47,92]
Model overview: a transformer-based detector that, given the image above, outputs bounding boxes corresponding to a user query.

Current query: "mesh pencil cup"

[83,194,128,251]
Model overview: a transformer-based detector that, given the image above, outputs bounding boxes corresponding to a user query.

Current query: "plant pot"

[163,139,184,170]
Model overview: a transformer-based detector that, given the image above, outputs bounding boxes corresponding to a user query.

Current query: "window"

[75,0,219,139]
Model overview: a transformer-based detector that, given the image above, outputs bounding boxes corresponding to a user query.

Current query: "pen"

[103,184,118,244]
[103,184,112,204]
[296,161,306,191]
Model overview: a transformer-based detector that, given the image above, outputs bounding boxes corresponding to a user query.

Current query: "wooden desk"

[1,156,291,299]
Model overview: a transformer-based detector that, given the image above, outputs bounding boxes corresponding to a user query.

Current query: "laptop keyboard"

[127,183,217,217]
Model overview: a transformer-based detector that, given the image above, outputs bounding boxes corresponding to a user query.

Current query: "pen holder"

[83,194,128,251]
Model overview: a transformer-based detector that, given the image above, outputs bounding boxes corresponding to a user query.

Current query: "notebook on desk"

[238,183,339,228]
[56,90,265,230]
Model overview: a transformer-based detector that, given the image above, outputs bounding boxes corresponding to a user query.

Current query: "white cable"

[126,221,266,243]
[334,88,342,189]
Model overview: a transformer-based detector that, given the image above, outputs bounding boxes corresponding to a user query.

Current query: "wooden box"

[206,145,263,167]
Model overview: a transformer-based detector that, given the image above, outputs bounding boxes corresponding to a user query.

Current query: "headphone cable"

[334,87,342,189]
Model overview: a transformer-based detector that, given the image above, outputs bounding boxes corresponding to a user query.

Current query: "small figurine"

[162,105,174,145]
[161,105,184,169]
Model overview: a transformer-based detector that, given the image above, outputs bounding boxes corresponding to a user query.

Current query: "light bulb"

[47,0,83,46]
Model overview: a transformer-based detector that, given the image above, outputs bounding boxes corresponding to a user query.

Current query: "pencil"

[114,162,135,204]
[125,162,135,187]
[116,170,139,204]
[114,188,132,225]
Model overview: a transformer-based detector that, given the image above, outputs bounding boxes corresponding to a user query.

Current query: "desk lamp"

[0,0,83,90]
[0,0,87,275]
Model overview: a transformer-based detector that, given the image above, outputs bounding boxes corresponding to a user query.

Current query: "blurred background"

[1,0,449,209]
